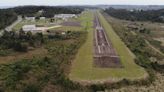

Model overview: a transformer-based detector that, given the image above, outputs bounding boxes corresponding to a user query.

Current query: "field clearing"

[69,11,147,83]
[0,47,47,64]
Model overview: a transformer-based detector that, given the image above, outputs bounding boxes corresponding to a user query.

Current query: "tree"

[0,9,17,29]
[14,42,28,52]
[19,30,26,39]
[26,31,33,40]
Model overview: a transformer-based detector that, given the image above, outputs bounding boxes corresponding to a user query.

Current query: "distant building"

[54,14,77,20]
[40,17,46,20]
[25,17,35,21]
[61,31,66,35]
[22,25,46,33]
[38,10,44,13]
[22,25,36,32]
[130,9,134,12]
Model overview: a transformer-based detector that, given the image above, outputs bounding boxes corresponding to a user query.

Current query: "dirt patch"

[61,21,81,27]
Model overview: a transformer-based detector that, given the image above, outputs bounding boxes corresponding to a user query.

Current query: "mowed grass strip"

[70,11,147,82]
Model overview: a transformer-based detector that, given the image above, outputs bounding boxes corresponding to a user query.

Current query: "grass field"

[69,11,147,83]
[12,19,63,31]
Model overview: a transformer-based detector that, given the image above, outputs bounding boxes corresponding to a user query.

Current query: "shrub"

[90,84,105,92]
[23,84,40,92]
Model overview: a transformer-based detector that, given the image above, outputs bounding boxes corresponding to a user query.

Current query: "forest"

[105,8,164,22]
[0,9,17,29]
[13,6,84,17]
[0,30,44,54]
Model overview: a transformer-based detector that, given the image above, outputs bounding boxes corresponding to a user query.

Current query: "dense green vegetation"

[148,39,164,53]
[13,6,84,18]
[0,9,17,29]
[0,31,44,54]
[105,8,164,23]
[0,31,88,92]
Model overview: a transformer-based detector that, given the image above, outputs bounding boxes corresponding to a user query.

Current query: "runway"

[93,14,121,68]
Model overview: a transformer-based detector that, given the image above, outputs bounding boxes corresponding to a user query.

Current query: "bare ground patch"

[0,47,47,64]
[61,21,81,27]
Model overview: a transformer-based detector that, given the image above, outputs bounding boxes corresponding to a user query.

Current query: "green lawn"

[69,11,147,82]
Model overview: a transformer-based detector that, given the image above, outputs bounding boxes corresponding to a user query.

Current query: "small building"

[40,17,46,20]
[54,14,77,20]
[22,25,36,32]
[38,10,44,13]
[61,31,66,35]
[22,25,46,33]
[25,17,35,22]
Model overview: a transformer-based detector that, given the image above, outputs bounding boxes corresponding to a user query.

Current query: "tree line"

[0,9,17,29]
[13,6,84,18]
[105,8,164,23]
[0,30,44,53]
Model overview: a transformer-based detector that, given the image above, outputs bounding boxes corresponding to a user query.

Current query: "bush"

[14,42,28,52]
[0,31,45,52]
[23,84,40,92]
[0,49,10,56]
[90,84,105,92]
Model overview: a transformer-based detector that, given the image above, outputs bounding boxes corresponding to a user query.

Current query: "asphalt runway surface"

[93,14,122,68]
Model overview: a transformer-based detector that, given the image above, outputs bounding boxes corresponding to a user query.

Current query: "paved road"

[93,13,121,68]
[5,16,22,31]
[0,16,22,36]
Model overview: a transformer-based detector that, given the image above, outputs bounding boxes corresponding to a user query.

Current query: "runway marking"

[98,45,101,53]
[93,14,121,68]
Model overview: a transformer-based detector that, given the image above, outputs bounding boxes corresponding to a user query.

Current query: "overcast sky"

[1,0,164,6]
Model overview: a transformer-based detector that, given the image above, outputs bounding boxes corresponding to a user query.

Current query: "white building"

[54,14,76,20]
[25,17,35,21]
[61,31,66,35]
[22,25,36,32]
[22,25,46,33]
[40,17,46,20]
[38,10,44,13]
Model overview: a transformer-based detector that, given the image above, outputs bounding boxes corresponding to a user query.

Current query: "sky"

[0,0,164,6]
